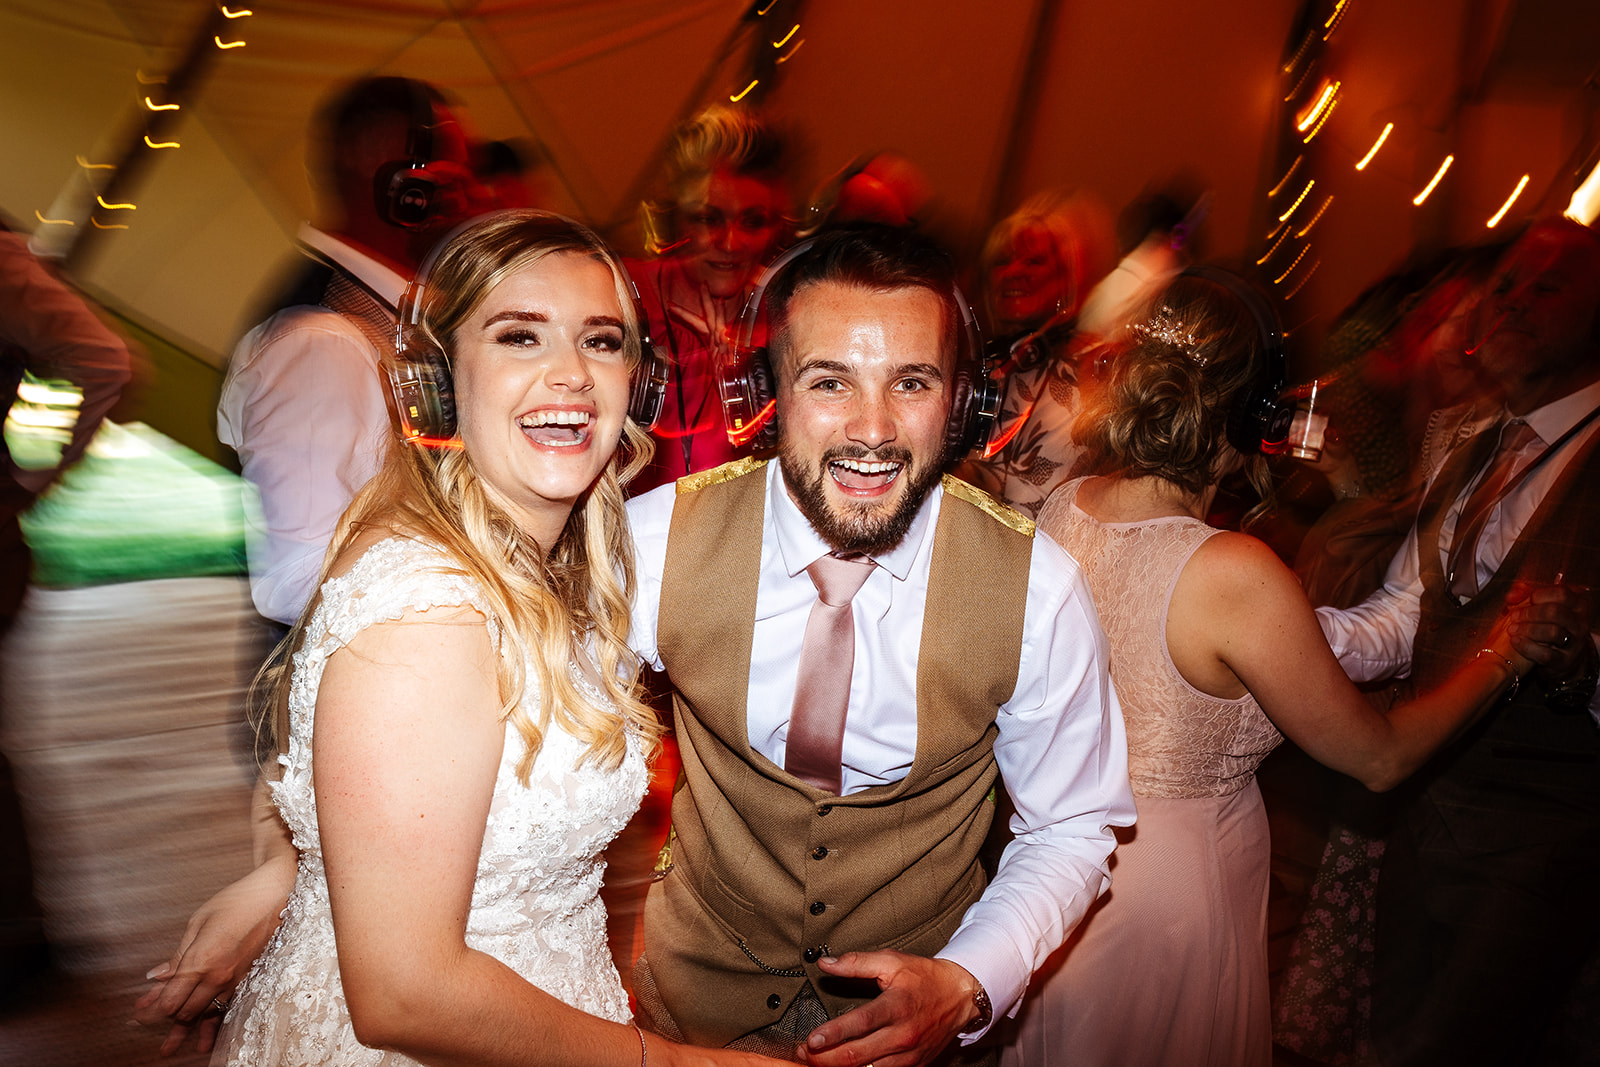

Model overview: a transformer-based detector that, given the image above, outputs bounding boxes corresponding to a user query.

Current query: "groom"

[626,226,1134,1065]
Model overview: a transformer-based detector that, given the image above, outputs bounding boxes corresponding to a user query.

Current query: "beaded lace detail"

[1040,479,1281,799]
[216,538,647,1065]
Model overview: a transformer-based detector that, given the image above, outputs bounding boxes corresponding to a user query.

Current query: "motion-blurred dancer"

[629,106,795,493]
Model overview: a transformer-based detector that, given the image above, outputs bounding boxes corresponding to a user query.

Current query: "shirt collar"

[769,458,940,582]
[298,223,409,309]
[1507,377,1600,446]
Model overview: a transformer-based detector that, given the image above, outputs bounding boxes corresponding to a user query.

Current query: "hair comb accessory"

[1131,304,1206,364]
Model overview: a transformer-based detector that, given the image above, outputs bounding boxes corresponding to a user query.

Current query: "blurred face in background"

[987,225,1069,336]
[675,166,788,301]
[1471,225,1600,411]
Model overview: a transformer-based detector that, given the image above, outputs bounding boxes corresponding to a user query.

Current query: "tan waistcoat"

[644,458,1034,1046]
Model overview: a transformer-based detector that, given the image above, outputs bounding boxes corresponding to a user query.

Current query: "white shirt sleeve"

[217,308,390,624]
[1314,524,1423,683]
[936,532,1136,1037]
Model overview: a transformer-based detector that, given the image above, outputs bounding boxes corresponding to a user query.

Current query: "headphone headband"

[1178,265,1291,455]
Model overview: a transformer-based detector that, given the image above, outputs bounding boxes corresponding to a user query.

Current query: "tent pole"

[981,0,1062,239]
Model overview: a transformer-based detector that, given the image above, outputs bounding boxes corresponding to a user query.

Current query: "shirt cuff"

[935,920,1030,1044]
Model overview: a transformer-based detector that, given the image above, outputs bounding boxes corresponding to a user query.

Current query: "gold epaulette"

[675,456,768,495]
[941,474,1036,537]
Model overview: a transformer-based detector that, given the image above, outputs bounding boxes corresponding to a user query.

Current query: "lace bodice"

[216,538,648,1066]
[1040,479,1281,798]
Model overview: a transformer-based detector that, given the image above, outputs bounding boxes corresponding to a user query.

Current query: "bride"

[162,210,777,1066]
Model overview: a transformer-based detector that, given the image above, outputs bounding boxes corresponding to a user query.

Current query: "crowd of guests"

[112,74,1600,1067]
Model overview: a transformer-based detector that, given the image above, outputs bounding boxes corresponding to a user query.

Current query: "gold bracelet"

[1476,647,1520,701]
[631,1022,648,1067]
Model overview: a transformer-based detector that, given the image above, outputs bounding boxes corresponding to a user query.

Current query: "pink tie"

[1448,419,1538,599]
[786,554,876,794]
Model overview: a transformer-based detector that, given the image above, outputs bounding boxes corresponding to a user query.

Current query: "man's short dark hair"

[309,76,446,193]
[765,225,962,376]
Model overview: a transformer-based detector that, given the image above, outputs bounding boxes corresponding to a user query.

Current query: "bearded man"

[627,225,1135,1066]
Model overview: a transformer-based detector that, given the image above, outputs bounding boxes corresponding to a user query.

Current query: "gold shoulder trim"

[941,475,1036,537]
[675,456,768,495]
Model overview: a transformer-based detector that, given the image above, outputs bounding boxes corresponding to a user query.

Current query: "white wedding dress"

[215,538,648,1066]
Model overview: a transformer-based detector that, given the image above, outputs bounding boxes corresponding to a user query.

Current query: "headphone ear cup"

[1225,384,1293,455]
[717,345,779,454]
[629,342,670,431]
[388,325,456,441]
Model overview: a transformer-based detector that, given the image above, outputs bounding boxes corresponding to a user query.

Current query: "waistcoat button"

[811,846,828,860]
[803,946,820,962]
[817,804,833,816]
[809,900,826,916]
[767,993,781,1010]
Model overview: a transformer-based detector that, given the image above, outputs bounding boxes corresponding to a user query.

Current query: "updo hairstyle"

[1074,273,1274,499]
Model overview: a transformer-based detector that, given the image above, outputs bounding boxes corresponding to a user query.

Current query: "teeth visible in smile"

[517,411,591,428]
[832,459,900,474]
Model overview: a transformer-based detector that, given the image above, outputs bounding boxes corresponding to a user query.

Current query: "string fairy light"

[143,135,180,149]
[1274,243,1312,285]
[776,39,806,64]
[1486,175,1530,228]
[1295,195,1334,237]
[75,155,115,170]
[96,195,136,210]
[1278,178,1315,222]
[1354,123,1392,170]
[772,24,798,48]
[730,80,759,103]
[214,36,246,49]
[1413,155,1453,206]
[1284,259,1321,299]
[1268,156,1303,198]
[144,97,180,111]
[34,210,73,226]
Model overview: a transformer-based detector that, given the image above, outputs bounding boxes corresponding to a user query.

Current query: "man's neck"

[1505,359,1600,416]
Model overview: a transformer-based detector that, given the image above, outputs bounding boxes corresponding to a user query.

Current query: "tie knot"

[1500,419,1538,454]
[806,553,875,606]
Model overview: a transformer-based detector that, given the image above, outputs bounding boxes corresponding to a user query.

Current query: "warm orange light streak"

[730,79,759,103]
[1413,155,1453,206]
[1303,98,1338,143]
[776,38,805,64]
[755,0,778,14]
[1295,195,1334,237]
[772,24,798,48]
[91,218,129,230]
[144,96,180,111]
[96,196,135,210]
[726,400,777,448]
[220,5,252,16]
[1568,159,1600,225]
[1264,218,1288,242]
[214,36,246,48]
[1355,123,1393,170]
[1284,259,1321,299]
[1324,0,1348,28]
[1278,179,1314,222]
[1283,65,1315,103]
[135,70,166,84]
[34,210,73,226]
[1282,31,1313,74]
[75,155,114,170]
[143,135,180,149]
[1268,156,1303,198]
[1274,243,1312,285]
[404,435,464,450]
[1486,175,1530,228]
[1255,227,1291,265]
[1296,81,1339,132]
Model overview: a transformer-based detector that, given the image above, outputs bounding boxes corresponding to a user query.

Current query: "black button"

[803,946,819,963]
[817,804,832,816]
[811,846,828,860]
[767,993,781,1010]
[809,900,826,916]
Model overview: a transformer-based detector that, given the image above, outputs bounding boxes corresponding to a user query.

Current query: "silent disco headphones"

[716,230,1000,459]
[387,210,669,444]
[1182,265,1292,455]
[372,81,453,231]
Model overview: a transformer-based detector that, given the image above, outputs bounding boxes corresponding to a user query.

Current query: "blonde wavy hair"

[980,189,1115,330]
[262,210,661,781]
[1073,272,1274,504]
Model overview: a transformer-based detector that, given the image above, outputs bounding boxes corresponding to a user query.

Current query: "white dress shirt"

[629,460,1136,1035]
[217,226,403,624]
[1318,378,1600,723]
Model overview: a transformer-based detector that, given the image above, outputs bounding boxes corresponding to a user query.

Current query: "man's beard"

[779,442,946,556]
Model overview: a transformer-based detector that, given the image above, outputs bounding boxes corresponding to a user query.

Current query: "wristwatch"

[958,984,993,1036]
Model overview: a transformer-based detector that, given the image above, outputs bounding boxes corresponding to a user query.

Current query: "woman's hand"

[132,849,295,1055]
[1497,578,1594,676]
[667,284,739,372]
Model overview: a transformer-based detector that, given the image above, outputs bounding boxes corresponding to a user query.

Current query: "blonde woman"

[1003,271,1577,1067]
[157,212,779,1067]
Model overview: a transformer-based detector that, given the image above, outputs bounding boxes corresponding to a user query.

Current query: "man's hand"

[132,851,294,1056]
[1504,578,1594,675]
[795,952,983,1067]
